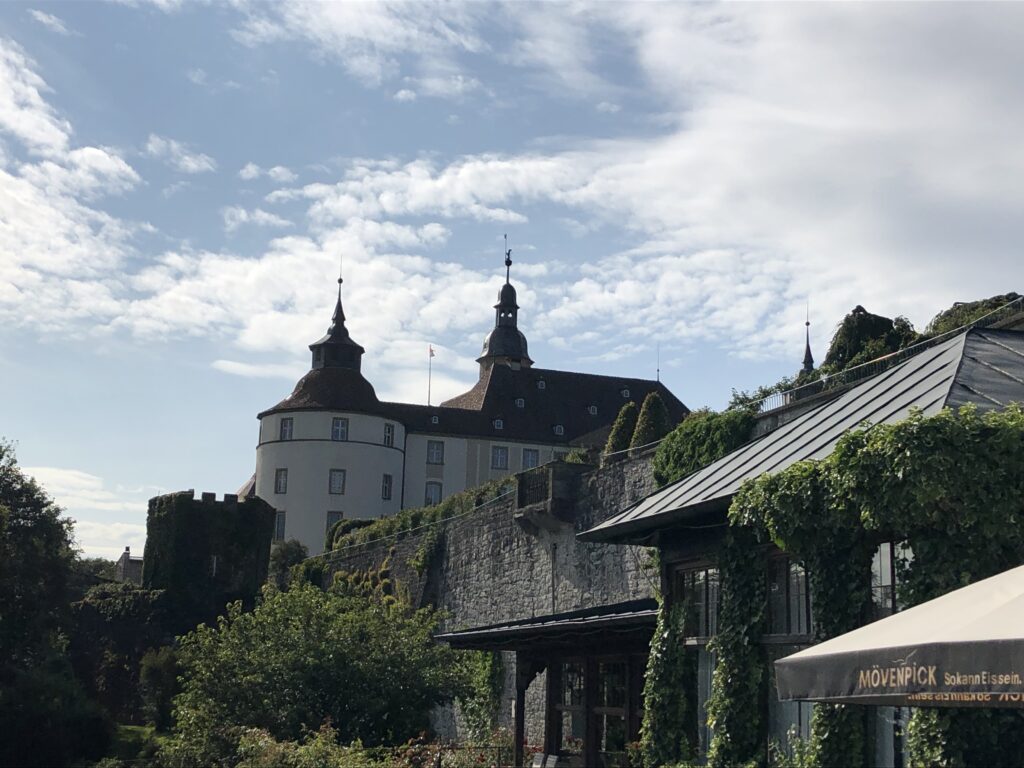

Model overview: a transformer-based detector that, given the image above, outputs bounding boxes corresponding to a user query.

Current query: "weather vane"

[504,233,512,284]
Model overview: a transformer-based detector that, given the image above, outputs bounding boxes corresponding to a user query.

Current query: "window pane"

[326,511,342,533]
[522,448,539,469]
[384,423,394,446]
[562,662,584,706]
[275,468,288,494]
[381,473,392,500]
[491,446,508,469]
[332,418,348,441]
[560,710,584,754]
[279,418,293,441]
[425,482,442,506]
[789,562,809,635]
[597,713,627,763]
[427,440,444,464]
[767,559,788,634]
[274,511,286,541]
[598,662,626,708]
[329,469,346,495]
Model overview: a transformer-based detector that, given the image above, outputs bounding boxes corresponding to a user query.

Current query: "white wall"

[255,411,405,555]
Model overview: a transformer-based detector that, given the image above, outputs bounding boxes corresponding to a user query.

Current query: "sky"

[1,2,1022,558]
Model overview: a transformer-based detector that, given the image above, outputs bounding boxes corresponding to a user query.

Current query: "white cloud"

[239,161,260,179]
[73,520,147,560]
[393,88,416,102]
[27,9,75,36]
[267,165,296,182]
[596,101,620,113]
[145,133,217,174]
[0,39,71,155]
[239,162,297,182]
[221,205,292,233]
[186,67,208,86]
[212,359,307,379]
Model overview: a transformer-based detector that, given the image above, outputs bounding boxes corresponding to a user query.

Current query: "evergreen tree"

[630,391,672,450]
[604,401,639,459]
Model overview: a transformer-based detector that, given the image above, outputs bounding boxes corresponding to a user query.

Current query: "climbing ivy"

[457,650,505,741]
[640,599,695,767]
[652,409,755,488]
[715,405,1024,767]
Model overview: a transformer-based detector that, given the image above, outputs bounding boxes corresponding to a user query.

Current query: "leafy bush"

[924,291,1021,337]
[630,392,673,450]
[652,409,755,487]
[140,646,179,730]
[161,582,469,764]
[604,401,639,459]
[269,539,309,588]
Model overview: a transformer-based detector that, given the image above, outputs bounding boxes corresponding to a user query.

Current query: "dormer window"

[621,388,631,398]
[554,424,565,436]
[494,419,504,430]
[431,415,439,425]
[537,380,546,390]
[515,398,525,408]
[588,405,598,416]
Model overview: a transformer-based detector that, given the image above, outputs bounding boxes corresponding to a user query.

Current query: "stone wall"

[320,452,660,745]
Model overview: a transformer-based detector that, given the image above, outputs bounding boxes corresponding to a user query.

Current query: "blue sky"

[2,2,1022,558]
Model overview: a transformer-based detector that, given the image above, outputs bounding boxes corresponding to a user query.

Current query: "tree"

[269,538,309,588]
[604,401,639,459]
[161,582,469,764]
[140,646,179,731]
[630,391,672,450]
[0,440,111,766]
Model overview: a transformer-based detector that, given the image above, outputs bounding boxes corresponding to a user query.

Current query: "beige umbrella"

[776,564,1024,707]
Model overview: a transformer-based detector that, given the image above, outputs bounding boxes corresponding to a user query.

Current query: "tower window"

[331,417,349,441]
[588,405,598,416]
[425,481,443,506]
[382,473,393,500]
[494,419,504,430]
[274,469,288,495]
[383,422,395,447]
[515,398,525,408]
[491,445,509,470]
[522,448,540,469]
[329,469,346,495]
[537,380,546,390]
[554,424,565,436]
[274,510,286,542]
[621,388,631,398]
[427,440,445,465]
[326,510,343,534]
[279,417,293,441]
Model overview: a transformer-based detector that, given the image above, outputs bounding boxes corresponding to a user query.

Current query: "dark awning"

[435,599,658,651]
[776,565,1024,708]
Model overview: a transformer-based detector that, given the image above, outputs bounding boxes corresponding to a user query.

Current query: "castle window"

[274,469,288,494]
[494,418,504,430]
[767,558,811,636]
[279,417,293,441]
[588,405,598,416]
[515,398,525,408]
[431,415,439,425]
[522,448,540,469]
[331,417,349,441]
[382,473,393,500]
[427,440,445,465]
[425,481,442,506]
[537,380,546,390]
[329,469,346,495]
[621,388,631,398]
[491,445,509,470]
[326,510,343,534]
[274,510,286,541]
[554,424,565,436]
[383,422,395,447]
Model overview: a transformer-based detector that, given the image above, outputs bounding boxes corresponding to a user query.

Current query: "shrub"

[604,401,639,459]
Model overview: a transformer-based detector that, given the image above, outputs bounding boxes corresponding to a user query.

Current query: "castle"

[243,255,687,555]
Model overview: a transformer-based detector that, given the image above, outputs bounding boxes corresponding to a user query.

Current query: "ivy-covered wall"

[142,491,275,620]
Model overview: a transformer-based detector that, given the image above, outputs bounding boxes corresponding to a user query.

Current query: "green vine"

[457,650,505,740]
[640,600,693,767]
[407,527,442,577]
[652,409,755,488]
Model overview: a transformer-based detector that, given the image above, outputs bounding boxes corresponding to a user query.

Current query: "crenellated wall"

[319,452,660,744]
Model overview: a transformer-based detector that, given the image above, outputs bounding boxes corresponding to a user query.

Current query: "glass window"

[522,448,540,469]
[326,510,342,533]
[329,469,346,495]
[872,542,897,618]
[331,417,348,441]
[494,418,504,430]
[274,468,288,494]
[431,415,439,424]
[678,567,719,639]
[515,398,525,408]
[383,422,395,447]
[279,417,293,441]
[588,405,598,416]
[621,388,630,398]
[274,510,286,542]
[425,481,442,506]
[491,445,509,470]
[427,440,445,465]
[768,645,814,757]
[537,380,546,390]
[556,661,585,755]
[595,661,628,765]
[767,558,811,635]
[554,424,565,436]
[381,473,393,500]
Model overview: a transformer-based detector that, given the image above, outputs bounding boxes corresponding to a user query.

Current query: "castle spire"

[476,237,533,374]
[802,305,814,374]
[309,258,365,371]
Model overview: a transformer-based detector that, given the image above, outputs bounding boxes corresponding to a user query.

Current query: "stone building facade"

[319,451,661,745]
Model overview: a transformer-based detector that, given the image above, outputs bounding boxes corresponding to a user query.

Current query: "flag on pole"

[429,345,435,358]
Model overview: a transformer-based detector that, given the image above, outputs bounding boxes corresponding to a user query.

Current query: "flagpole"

[428,346,433,406]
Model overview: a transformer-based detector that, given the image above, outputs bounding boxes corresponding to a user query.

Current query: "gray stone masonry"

[320,451,660,746]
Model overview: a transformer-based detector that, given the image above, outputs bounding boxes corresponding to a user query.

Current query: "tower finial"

[504,233,512,284]
[802,301,814,374]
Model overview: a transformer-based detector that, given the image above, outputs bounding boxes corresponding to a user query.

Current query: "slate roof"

[435,598,658,650]
[260,360,688,447]
[580,328,1024,545]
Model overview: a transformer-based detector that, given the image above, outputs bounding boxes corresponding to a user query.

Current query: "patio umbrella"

[775,564,1024,707]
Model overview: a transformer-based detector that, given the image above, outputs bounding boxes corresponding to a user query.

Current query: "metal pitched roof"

[580,328,1024,545]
